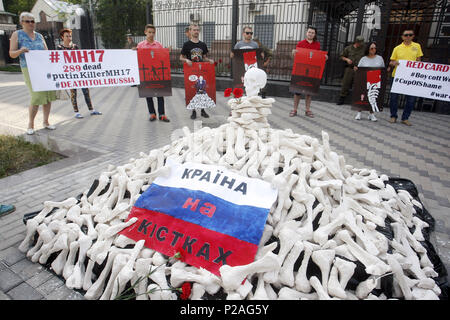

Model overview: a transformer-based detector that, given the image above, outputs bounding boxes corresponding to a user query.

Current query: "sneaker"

[354,112,361,120]
[201,109,209,118]
[75,113,83,119]
[401,120,412,126]
[190,110,197,119]
[0,204,15,217]
[149,114,157,121]
[368,113,377,122]
[44,124,56,130]
[90,110,102,115]
[26,128,34,135]
[389,117,397,123]
[159,115,170,122]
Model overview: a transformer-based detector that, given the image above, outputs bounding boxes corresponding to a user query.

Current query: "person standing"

[388,29,423,126]
[57,28,102,119]
[180,24,215,119]
[336,35,366,105]
[136,24,170,122]
[290,27,328,118]
[354,41,385,122]
[232,26,259,52]
[9,12,57,135]
[124,34,137,49]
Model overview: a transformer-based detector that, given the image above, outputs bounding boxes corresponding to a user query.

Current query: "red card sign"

[137,48,172,97]
[289,48,327,95]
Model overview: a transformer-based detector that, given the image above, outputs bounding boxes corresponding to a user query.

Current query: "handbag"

[56,89,70,100]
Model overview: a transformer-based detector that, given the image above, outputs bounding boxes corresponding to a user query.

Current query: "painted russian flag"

[120,159,278,276]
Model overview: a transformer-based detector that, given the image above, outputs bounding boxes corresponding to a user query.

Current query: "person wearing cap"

[388,29,423,126]
[336,35,366,105]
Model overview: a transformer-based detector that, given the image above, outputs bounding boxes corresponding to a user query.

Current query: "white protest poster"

[391,60,450,102]
[25,49,140,91]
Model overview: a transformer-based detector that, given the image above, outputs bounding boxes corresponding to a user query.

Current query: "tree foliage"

[4,0,148,49]
[3,0,37,24]
[95,0,147,48]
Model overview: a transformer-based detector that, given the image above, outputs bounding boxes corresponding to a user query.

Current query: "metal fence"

[148,0,449,88]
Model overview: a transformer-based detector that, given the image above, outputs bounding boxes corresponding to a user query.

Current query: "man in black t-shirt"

[180,24,214,119]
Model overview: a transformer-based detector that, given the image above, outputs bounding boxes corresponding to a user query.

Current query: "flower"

[224,88,233,97]
[180,282,192,300]
[214,61,218,66]
[218,59,222,63]
[233,87,244,99]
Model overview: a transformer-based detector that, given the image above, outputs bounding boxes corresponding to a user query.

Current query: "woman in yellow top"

[388,29,423,126]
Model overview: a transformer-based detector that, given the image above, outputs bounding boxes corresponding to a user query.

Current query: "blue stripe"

[134,184,269,245]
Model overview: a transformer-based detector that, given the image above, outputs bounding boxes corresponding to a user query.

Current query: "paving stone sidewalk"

[0,71,449,299]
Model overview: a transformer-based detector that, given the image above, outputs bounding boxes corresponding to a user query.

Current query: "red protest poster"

[183,62,216,108]
[137,48,172,97]
[351,67,387,112]
[289,48,327,95]
[231,48,264,88]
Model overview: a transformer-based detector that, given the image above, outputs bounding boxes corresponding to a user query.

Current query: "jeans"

[389,92,416,121]
[146,97,165,115]
[389,77,416,120]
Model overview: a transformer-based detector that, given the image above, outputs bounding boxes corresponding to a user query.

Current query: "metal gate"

[152,0,449,88]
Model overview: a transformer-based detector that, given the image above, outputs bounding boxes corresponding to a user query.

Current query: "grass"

[0,64,21,72]
[0,134,64,179]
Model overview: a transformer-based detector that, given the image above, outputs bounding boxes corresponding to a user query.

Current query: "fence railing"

[146,0,448,87]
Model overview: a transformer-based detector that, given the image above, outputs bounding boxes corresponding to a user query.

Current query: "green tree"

[95,0,147,48]
[3,0,37,24]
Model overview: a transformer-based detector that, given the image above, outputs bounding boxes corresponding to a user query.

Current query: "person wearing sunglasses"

[9,12,57,135]
[388,29,423,126]
[354,41,385,122]
[232,26,259,51]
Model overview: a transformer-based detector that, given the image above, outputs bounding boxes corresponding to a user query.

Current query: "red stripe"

[119,207,258,276]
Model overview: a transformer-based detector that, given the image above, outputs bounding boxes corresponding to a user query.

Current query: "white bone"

[327,265,347,299]
[279,240,304,287]
[310,276,331,300]
[100,253,129,300]
[337,230,390,276]
[311,249,335,293]
[220,251,280,292]
[18,219,39,252]
[277,287,318,300]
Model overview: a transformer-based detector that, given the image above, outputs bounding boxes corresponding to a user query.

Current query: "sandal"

[159,115,170,122]
[289,110,297,117]
[305,110,314,118]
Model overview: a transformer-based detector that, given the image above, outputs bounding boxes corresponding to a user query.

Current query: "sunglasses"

[23,20,35,23]
[245,32,253,35]
[402,33,414,37]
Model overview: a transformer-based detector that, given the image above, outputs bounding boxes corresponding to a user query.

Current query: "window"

[254,15,275,49]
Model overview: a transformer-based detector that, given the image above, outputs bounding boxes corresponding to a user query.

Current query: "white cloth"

[357,55,385,68]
